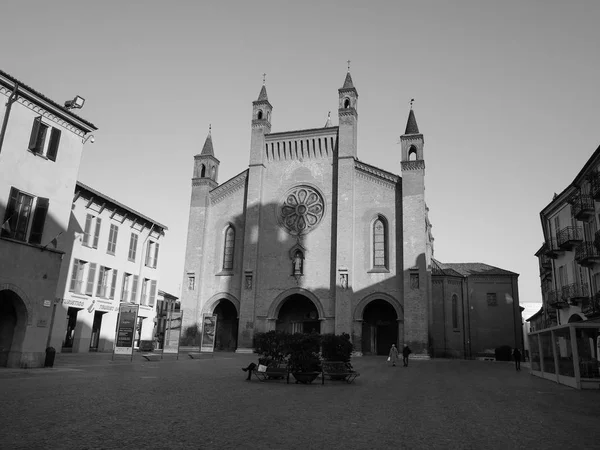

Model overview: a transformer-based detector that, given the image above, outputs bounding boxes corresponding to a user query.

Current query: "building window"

[121,273,131,301]
[223,226,235,270]
[69,259,87,293]
[28,116,61,161]
[141,278,150,305]
[1,187,49,245]
[128,233,138,261]
[452,294,459,329]
[83,214,101,249]
[109,269,118,300]
[97,266,110,298]
[86,263,97,296]
[145,240,160,268]
[131,275,139,303]
[188,273,195,290]
[107,224,119,255]
[487,293,497,306]
[148,280,157,307]
[373,217,387,269]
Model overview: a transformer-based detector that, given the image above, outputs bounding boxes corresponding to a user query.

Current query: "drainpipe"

[0,83,19,155]
[135,223,156,344]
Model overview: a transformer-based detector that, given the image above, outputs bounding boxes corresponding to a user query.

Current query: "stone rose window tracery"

[279,186,325,235]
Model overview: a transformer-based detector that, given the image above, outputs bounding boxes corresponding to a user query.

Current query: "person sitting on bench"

[242,362,258,380]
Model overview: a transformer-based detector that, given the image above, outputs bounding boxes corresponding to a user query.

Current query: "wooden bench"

[252,363,289,382]
[321,361,360,384]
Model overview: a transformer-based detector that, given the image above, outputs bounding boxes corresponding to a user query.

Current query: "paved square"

[1,354,599,449]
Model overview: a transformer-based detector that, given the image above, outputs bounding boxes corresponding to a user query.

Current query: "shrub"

[320,333,353,363]
[288,332,322,373]
[253,330,291,366]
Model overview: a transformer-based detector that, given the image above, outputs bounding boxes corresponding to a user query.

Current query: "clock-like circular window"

[279,185,325,235]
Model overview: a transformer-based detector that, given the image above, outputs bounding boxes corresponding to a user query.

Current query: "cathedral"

[180,71,523,358]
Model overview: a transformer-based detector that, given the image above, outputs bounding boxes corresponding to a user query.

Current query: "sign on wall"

[163,311,183,356]
[114,304,139,357]
[200,314,217,352]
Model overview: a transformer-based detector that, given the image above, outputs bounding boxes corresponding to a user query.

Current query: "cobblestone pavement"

[1,353,599,450]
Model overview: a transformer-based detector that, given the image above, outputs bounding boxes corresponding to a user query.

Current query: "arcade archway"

[276,294,321,334]
[361,299,399,355]
[0,289,28,367]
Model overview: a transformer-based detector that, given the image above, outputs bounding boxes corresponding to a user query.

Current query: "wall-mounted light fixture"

[64,95,85,110]
[82,134,95,144]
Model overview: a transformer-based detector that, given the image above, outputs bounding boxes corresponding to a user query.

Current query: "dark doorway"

[63,307,79,350]
[135,316,144,348]
[276,294,320,334]
[362,299,398,355]
[213,300,238,351]
[89,311,104,351]
[0,292,18,367]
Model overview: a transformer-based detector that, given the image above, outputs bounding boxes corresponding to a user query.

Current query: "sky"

[2,0,600,320]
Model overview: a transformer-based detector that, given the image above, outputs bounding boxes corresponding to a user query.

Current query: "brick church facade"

[180,71,523,358]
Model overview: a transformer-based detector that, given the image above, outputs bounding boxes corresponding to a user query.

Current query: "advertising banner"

[114,304,139,357]
[163,311,183,356]
[200,314,217,352]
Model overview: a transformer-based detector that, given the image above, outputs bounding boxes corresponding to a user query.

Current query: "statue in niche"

[293,251,303,275]
[245,275,252,290]
[340,273,348,290]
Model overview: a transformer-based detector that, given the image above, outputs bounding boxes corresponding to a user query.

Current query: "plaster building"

[47,181,167,353]
[180,71,522,357]
[0,69,97,368]
[536,143,600,327]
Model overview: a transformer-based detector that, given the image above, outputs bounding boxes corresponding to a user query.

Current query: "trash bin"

[44,347,56,368]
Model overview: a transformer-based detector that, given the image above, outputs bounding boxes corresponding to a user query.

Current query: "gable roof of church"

[432,259,518,277]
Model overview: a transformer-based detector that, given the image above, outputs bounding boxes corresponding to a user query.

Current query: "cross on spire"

[410,98,414,109]
[209,123,211,134]
[347,60,351,72]
[262,73,266,85]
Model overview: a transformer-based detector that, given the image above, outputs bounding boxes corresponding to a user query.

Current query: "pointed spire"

[324,111,332,128]
[404,105,420,134]
[257,74,269,102]
[342,72,354,89]
[200,125,214,156]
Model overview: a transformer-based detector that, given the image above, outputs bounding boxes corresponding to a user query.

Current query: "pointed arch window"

[452,294,459,330]
[200,164,206,177]
[373,217,388,269]
[223,226,235,270]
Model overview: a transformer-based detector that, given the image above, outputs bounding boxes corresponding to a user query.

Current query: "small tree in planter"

[253,330,291,367]
[288,332,322,383]
[320,333,354,378]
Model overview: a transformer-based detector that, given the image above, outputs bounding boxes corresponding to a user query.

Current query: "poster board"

[162,311,183,358]
[113,304,139,360]
[200,314,217,352]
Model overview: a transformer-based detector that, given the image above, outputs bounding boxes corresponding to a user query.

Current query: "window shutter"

[129,233,137,261]
[131,275,139,303]
[121,274,128,301]
[107,225,115,253]
[149,280,157,307]
[28,117,42,151]
[93,217,101,249]
[69,260,79,291]
[1,187,19,238]
[83,214,92,246]
[113,225,119,253]
[153,242,159,268]
[141,279,148,305]
[47,128,61,161]
[28,197,49,244]
[96,267,105,297]
[110,269,118,299]
[86,263,97,295]
[145,241,152,266]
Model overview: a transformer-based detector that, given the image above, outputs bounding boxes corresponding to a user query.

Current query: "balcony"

[557,226,583,250]
[539,266,552,281]
[547,289,568,309]
[581,294,600,318]
[561,282,589,305]
[590,171,600,200]
[570,194,595,222]
[575,242,600,267]
[544,239,562,259]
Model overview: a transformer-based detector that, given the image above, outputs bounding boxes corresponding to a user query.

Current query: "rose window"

[280,186,325,235]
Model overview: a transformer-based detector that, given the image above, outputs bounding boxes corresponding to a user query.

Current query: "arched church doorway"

[362,299,398,355]
[213,299,238,351]
[276,294,320,334]
[0,289,28,367]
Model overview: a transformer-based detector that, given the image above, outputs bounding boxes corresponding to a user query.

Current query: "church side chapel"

[180,69,523,358]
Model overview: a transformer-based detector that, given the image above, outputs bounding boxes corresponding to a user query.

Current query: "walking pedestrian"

[388,344,399,367]
[402,344,412,367]
[513,348,521,371]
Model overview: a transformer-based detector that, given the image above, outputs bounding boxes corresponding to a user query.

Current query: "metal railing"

[557,226,583,248]
[571,194,595,219]
[561,282,589,304]
[575,242,600,266]
[582,294,600,317]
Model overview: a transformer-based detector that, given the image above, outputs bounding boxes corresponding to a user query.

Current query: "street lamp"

[64,95,85,110]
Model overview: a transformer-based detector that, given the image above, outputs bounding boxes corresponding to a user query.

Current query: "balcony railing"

[547,289,568,309]
[575,242,600,267]
[544,238,561,259]
[561,282,589,305]
[590,171,600,200]
[540,253,552,269]
[570,194,595,221]
[581,294,600,318]
[557,226,583,250]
